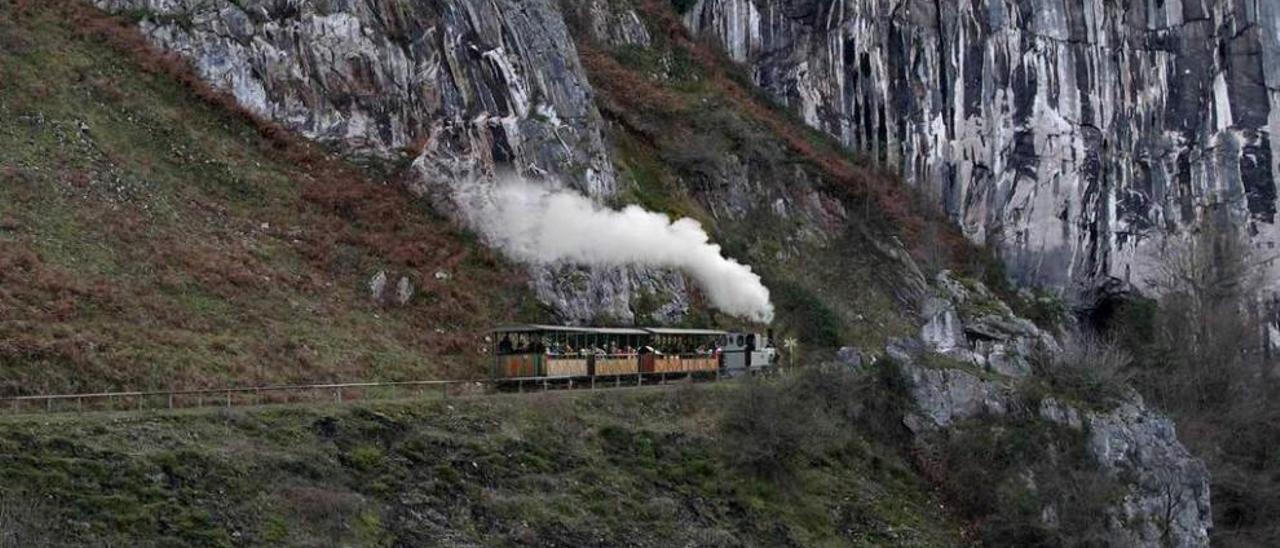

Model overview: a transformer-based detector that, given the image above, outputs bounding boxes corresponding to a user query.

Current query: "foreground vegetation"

[0,372,966,547]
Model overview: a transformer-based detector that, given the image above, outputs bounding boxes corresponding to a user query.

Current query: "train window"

[736,335,744,346]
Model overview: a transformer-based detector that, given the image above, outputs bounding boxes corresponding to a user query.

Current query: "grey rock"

[897,270,1210,546]
[901,362,1013,432]
[368,270,388,302]
[527,264,689,325]
[1041,398,1213,548]
[918,271,1053,377]
[920,296,966,354]
[97,0,617,196]
[835,346,864,368]
[578,0,651,47]
[395,276,414,305]
[685,0,1280,298]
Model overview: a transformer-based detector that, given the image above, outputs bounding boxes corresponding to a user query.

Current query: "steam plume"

[456,178,774,323]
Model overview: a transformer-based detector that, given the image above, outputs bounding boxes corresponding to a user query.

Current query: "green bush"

[718,363,914,480]
[770,279,842,349]
[934,420,1119,545]
[345,445,384,472]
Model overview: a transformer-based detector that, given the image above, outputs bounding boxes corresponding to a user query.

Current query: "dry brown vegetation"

[0,0,534,393]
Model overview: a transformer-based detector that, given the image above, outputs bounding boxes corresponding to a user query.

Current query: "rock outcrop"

[97,0,616,195]
[683,0,1280,296]
[870,273,1213,547]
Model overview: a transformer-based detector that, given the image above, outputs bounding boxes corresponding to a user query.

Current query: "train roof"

[642,327,729,336]
[492,324,650,335]
[492,325,728,336]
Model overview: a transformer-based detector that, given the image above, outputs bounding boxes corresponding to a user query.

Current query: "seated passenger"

[498,336,513,355]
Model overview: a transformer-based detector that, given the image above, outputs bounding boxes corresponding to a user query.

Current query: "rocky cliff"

[93,0,897,326]
[684,0,1280,297]
[85,0,1215,543]
[862,271,1212,547]
[94,0,698,323]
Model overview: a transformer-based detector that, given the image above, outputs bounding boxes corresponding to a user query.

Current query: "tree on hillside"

[1120,212,1280,544]
[1142,217,1270,413]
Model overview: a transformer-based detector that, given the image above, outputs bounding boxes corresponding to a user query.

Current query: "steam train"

[490,325,778,382]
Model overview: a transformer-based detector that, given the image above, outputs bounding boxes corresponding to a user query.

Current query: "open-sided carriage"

[490,325,776,384]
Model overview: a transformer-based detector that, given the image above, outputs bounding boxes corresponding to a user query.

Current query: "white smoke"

[455,178,774,323]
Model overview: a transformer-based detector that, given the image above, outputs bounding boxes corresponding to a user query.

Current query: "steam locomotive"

[490,325,778,381]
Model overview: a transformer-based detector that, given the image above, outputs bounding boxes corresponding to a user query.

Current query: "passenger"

[498,336,513,355]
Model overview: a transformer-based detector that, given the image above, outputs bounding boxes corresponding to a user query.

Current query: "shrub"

[933,420,1119,545]
[345,445,384,472]
[718,377,825,479]
[1032,332,1133,409]
[770,279,842,349]
[718,363,913,480]
[0,492,53,548]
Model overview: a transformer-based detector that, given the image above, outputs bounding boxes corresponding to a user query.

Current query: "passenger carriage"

[490,325,777,384]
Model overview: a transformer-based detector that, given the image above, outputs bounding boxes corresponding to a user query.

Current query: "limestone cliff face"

[93,0,687,323]
[684,0,1280,295]
[96,0,616,195]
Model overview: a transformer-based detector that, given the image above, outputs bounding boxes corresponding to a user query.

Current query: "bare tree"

[1130,214,1280,544]
[1143,218,1269,413]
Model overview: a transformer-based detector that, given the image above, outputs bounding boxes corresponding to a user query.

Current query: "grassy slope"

[0,4,980,546]
[0,0,952,392]
[0,1,538,394]
[0,383,965,547]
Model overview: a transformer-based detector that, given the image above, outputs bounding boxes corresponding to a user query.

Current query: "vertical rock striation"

[684,0,1280,295]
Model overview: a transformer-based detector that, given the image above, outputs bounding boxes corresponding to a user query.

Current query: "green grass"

[0,382,966,547]
[0,2,535,393]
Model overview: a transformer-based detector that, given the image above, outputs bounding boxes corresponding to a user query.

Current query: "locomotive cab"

[720,331,778,375]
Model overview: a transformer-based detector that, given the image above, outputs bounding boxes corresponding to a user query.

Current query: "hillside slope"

[0,1,540,394]
[0,378,967,547]
[0,0,975,392]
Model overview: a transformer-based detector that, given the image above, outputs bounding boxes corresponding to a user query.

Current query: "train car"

[490,325,775,383]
